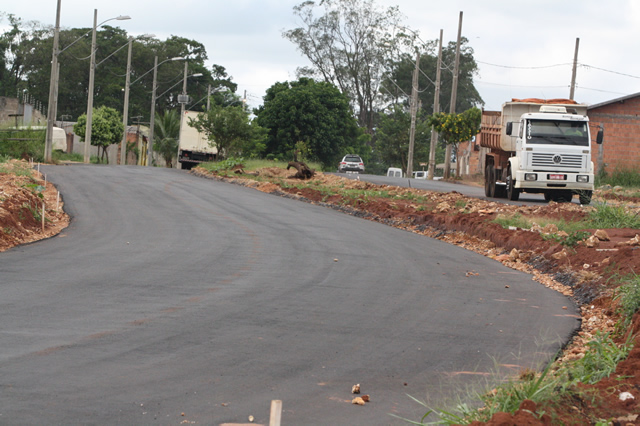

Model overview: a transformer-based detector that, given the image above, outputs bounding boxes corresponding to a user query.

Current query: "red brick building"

[587,93,640,174]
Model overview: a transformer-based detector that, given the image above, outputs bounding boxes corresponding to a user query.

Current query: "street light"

[146,56,186,166]
[83,9,131,164]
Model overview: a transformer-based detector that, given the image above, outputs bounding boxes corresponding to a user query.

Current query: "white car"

[338,155,365,173]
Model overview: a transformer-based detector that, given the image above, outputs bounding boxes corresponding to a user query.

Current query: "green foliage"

[0,128,45,161]
[428,107,481,146]
[189,104,265,160]
[74,106,124,163]
[384,37,484,116]
[375,105,432,173]
[568,331,633,384]
[255,78,363,169]
[541,231,591,247]
[597,168,640,188]
[587,203,640,229]
[613,274,640,328]
[153,110,180,168]
[284,0,407,133]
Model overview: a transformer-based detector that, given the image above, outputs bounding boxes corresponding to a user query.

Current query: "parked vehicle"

[413,170,427,179]
[338,154,365,173]
[387,167,403,177]
[479,100,603,204]
[178,111,217,170]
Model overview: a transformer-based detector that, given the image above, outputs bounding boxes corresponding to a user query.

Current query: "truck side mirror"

[596,129,604,145]
[505,122,513,136]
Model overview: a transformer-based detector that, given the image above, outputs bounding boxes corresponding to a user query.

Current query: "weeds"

[587,203,640,229]
[567,331,633,385]
[613,274,640,329]
[542,231,591,247]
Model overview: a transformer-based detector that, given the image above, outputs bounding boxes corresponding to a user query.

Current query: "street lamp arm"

[58,15,131,55]
[96,34,154,68]
[157,73,203,99]
[130,57,184,86]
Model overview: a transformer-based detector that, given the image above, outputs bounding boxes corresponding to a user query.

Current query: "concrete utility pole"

[176,61,189,169]
[444,11,463,179]
[83,9,98,164]
[147,55,159,166]
[44,0,61,162]
[569,38,580,100]
[406,51,420,179]
[120,37,133,166]
[428,29,443,180]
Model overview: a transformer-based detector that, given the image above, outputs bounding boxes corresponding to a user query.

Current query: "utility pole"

[176,61,189,169]
[44,0,61,162]
[407,51,420,179]
[83,9,98,164]
[147,56,159,166]
[120,37,133,166]
[428,29,443,180]
[569,38,580,100]
[444,11,463,179]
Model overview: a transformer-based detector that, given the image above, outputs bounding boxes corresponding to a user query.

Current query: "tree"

[255,77,364,169]
[428,107,481,177]
[73,106,124,163]
[284,0,409,135]
[188,102,265,160]
[382,37,483,115]
[153,109,180,168]
[375,105,430,174]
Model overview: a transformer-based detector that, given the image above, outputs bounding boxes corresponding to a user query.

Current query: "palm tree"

[154,110,180,167]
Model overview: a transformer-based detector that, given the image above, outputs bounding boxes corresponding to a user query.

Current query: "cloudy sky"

[3,0,640,111]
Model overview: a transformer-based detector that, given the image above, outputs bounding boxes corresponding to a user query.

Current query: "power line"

[477,61,571,70]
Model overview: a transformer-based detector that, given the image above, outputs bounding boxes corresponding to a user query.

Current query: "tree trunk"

[287,161,315,180]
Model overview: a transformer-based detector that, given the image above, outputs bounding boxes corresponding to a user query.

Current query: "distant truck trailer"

[178,110,217,170]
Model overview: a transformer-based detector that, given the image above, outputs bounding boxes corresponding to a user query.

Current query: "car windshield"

[344,156,362,163]
[526,119,589,146]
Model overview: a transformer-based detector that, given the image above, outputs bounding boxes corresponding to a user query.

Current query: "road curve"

[0,165,579,425]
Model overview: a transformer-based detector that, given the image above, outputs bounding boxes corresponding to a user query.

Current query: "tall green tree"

[382,37,483,115]
[375,105,431,174]
[153,109,180,168]
[73,106,124,163]
[284,0,412,135]
[255,77,365,169]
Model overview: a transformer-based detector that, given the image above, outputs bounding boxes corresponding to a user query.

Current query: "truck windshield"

[526,119,589,146]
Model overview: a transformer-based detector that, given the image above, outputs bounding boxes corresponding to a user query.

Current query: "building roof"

[587,92,640,111]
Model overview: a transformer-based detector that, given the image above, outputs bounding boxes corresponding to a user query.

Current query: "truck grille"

[530,153,584,169]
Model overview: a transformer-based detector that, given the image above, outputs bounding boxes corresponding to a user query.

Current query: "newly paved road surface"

[0,165,580,425]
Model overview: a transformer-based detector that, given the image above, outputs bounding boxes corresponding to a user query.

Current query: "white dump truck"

[178,110,217,170]
[480,100,603,204]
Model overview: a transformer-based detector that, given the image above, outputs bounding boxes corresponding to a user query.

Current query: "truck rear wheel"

[506,168,520,201]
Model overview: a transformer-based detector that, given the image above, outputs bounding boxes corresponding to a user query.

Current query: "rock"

[552,249,568,260]
[509,248,519,261]
[620,391,634,401]
[594,229,611,241]
[585,235,600,248]
[542,224,558,234]
[351,384,360,394]
[352,397,366,405]
[556,230,569,238]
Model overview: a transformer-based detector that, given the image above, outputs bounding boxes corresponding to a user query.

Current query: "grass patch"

[587,203,640,229]
[613,273,640,329]
[597,168,640,189]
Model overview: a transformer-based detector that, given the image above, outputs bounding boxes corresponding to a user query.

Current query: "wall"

[588,95,640,174]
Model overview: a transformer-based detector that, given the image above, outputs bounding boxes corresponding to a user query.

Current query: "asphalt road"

[0,165,579,425]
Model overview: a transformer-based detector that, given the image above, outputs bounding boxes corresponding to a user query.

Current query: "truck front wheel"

[506,168,520,201]
[577,190,592,205]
